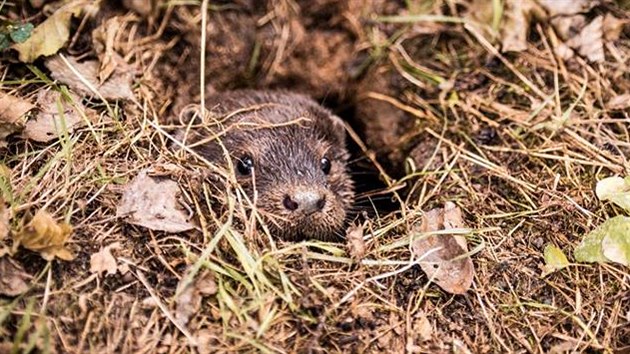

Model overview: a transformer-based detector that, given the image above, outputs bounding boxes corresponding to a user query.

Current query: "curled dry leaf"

[0,92,35,146]
[551,15,586,41]
[500,0,544,52]
[346,223,366,260]
[45,54,135,101]
[0,257,32,297]
[566,16,604,63]
[413,311,433,342]
[602,14,627,41]
[466,0,544,53]
[412,202,474,295]
[175,270,217,326]
[607,94,630,111]
[90,242,121,276]
[11,5,82,62]
[537,0,599,16]
[23,89,96,143]
[91,16,124,83]
[116,169,195,233]
[15,210,74,261]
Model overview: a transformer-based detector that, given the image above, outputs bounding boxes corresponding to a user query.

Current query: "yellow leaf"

[15,210,74,261]
[12,6,81,63]
[543,244,569,276]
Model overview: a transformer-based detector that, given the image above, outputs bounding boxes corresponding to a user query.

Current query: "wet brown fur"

[180,90,354,241]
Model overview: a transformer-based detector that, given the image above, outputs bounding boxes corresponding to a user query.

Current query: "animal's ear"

[310,109,347,146]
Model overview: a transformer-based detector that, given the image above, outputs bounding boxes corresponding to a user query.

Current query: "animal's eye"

[236,156,254,176]
[320,157,331,175]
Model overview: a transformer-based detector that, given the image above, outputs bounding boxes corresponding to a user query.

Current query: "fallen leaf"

[442,201,468,250]
[550,15,586,41]
[90,242,121,276]
[195,329,218,354]
[607,94,630,110]
[15,210,74,261]
[12,5,81,62]
[0,197,9,242]
[467,0,545,53]
[116,169,195,233]
[91,17,123,83]
[413,311,433,342]
[22,89,96,143]
[9,23,34,43]
[45,54,135,101]
[175,270,217,325]
[0,257,32,296]
[197,271,218,296]
[175,283,200,325]
[412,204,474,295]
[601,219,630,266]
[566,16,604,63]
[346,223,366,260]
[574,215,630,265]
[543,244,569,276]
[549,340,578,354]
[537,0,599,16]
[500,0,544,52]
[595,176,630,212]
[602,14,627,41]
[0,92,35,146]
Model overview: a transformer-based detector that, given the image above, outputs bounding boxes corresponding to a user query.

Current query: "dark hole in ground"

[317,95,400,221]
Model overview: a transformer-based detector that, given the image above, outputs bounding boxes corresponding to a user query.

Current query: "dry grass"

[1,0,629,353]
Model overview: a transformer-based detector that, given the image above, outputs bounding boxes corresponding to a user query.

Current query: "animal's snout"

[283,188,326,214]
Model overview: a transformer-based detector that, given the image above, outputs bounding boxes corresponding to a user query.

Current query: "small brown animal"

[178,90,354,241]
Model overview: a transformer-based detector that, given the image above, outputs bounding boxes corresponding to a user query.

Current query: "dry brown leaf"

[197,271,218,296]
[0,197,9,242]
[500,0,544,52]
[413,311,433,342]
[603,13,628,41]
[442,202,468,251]
[90,242,120,276]
[92,17,123,83]
[12,5,82,63]
[116,169,195,233]
[346,223,366,260]
[175,270,217,326]
[0,92,35,146]
[412,203,474,295]
[566,16,604,62]
[45,54,135,101]
[0,257,32,296]
[551,15,587,41]
[537,0,599,16]
[196,329,218,354]
[23,89,95,143]
[15,210,74,261]
[608,93,630,110]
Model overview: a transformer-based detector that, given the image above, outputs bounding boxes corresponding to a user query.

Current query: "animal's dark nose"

[283,190,326,214]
